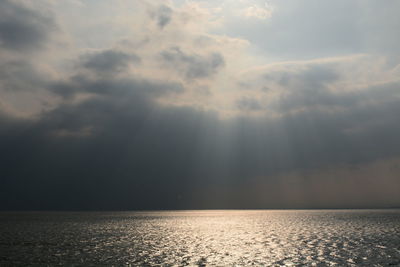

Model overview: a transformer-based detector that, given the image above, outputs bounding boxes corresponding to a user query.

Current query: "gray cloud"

[264,64,400,115]
[1,1,400,210]
[0,0,59,116]
[1,59,400,209]
[82,50,141,74]
[51,73,182,101]
[0,0,56,52]
[266,64,339,88]
[0,60,47,92]
[161,47,225,79]
[235,97,263,111]
[156,5,173,29]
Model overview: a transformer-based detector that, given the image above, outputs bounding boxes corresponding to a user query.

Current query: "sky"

[1,0,400,210]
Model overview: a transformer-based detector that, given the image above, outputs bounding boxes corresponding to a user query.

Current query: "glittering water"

[1,210,400,266]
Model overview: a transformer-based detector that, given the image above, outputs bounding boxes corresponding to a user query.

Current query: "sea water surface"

[1,210,400,266]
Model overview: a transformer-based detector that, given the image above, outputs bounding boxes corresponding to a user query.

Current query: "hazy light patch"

[258,157,400,208]
[242,5,273,20]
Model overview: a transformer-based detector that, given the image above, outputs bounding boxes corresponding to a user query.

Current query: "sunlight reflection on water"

[1,210,400,266]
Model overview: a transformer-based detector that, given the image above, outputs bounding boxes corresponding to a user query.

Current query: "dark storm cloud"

[160,47,225,79]
[82,50,141,74]
[0,0,56,52]
[1,1,399,210]
[1,57,400,210]
[2,48,400,210]
[0,83,214,210]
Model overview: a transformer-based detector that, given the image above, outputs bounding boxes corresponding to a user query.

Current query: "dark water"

[1,210,400,266]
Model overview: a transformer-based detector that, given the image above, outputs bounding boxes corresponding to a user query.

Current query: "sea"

[0,210,399,266]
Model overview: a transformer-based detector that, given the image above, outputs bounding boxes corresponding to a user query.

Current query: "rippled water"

[1,210,400,266]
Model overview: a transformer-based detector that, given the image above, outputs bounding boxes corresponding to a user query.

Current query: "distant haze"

[1,0,399,210]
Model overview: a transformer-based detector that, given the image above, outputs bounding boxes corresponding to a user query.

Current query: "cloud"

[242,5,272,20]
[0,0,60,117]
[0,0,56,52]
[160,47,225,80]
[2,83,400,209]
[0,0,400,210]
[155,5,173,29]
[234,55,400,116]
[2,51,400,209]
[0,60,47,92]
[81,50,141,74]
[235,96,263,111]
[51,56,183,100]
